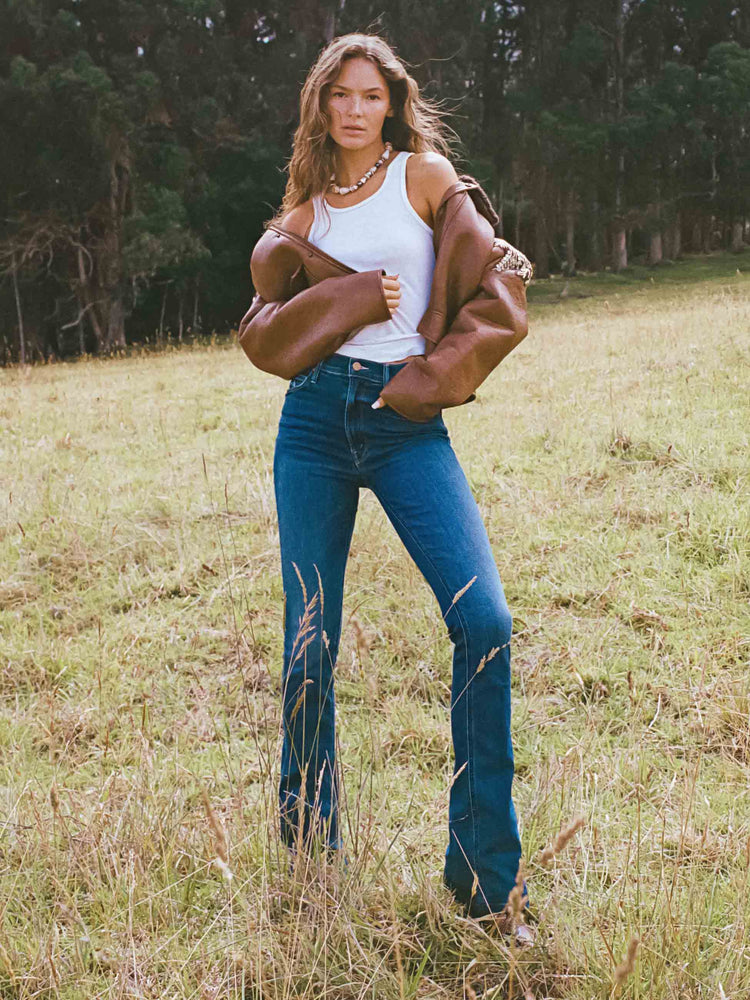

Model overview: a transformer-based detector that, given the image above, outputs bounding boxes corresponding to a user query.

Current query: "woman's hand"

[382,273,401,314]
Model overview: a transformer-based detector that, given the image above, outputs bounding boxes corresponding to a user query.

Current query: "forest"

[1,0,748,363]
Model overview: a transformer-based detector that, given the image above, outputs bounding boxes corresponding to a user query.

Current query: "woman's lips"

[343,126,365,131]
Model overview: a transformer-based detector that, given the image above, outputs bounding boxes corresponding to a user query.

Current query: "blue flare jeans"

[272,350,522,916]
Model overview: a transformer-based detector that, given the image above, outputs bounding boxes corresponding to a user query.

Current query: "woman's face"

[323,56,393,149]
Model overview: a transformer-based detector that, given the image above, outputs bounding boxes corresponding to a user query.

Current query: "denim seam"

[373,494,479,872]
[343,377,363,469]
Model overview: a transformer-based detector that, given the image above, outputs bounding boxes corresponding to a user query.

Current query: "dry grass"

[0,255,748,997]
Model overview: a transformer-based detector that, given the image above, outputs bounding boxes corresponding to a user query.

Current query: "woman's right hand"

[382,273,401,315]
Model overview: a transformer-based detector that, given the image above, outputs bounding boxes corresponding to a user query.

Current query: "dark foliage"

[1,0,748,362]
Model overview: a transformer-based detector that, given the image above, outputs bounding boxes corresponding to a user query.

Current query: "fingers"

[381,273,401,314]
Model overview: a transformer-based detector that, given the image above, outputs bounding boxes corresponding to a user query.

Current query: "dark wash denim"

[272,351,523,915]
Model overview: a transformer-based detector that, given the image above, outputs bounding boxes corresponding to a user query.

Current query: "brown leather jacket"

[238,174,533,423]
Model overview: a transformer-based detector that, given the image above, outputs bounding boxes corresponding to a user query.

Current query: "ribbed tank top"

[308,150,435,362]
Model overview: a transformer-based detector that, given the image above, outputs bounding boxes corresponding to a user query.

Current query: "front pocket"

[286,367,314,393]
[378,402,443,426]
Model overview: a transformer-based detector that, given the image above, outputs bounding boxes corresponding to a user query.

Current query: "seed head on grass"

[506,860,526,921]
[0,938,16,986]
[470,870,479,906]
[614,936,640,985]
[538,816,586,866]
[450,575,477,609]
[288,678,314,724]
[449,760,468,790]
[351,616,370,661]
[475,645,500,675]
[202,787,232,881]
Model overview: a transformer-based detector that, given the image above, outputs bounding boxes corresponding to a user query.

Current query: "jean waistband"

[310,352,412,386]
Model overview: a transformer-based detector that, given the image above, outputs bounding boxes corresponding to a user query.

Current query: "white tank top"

[308,150,435,362]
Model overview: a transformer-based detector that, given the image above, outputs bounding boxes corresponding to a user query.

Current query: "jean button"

[352,361,365,370]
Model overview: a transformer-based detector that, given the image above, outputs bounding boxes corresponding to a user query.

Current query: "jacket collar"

[264,222,357,274]
[263,173,498,271]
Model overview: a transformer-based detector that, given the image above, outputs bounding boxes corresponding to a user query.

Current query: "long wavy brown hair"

[268,33,461,231]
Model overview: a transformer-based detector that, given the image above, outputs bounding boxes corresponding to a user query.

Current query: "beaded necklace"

[328,141,393,195]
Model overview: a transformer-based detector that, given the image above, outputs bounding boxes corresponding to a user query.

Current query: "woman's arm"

[419,153,461,227]
[238,270,393,379]
[276,202,316,241]
[403,152,460,231]
[375,245,532,421]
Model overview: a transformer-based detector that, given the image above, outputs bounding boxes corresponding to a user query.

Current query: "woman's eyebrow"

[330,85,384,92]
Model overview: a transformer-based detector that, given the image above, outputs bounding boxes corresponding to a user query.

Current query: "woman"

[247,33,531,931]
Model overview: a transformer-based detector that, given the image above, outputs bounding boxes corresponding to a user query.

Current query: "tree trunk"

[612,228,627,271]
[107,289,125,352]
[689,219,701,252]
[178,292,184,343]
[533,166,549,278]
[612,0,627,272]
[665,215,681,259]
[77,245,105,352]
[596,228,607,271]
[534,206,549,278]
[588,191,604,271]
[322,3,335,43]
[731,220,744,252]
[159,284,168,343]
[95,141,130,353]
[11,253,25,365]
[192,280,199,332]
[565,191,576,275]
[649,231,663,264]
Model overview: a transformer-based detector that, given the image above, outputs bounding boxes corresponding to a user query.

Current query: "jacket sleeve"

[238,268,392,380]
[378,245,532,422]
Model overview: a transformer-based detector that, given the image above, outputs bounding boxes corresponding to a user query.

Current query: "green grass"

[1,253,749,998]
[527,248,749,305]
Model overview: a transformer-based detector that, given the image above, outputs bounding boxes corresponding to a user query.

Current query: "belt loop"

[310,359,323,383]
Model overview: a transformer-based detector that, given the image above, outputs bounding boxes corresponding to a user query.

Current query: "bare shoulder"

[277,200,315,240]
[409,152,460,212]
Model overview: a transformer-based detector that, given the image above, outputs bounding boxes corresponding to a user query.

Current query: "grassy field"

[1,252,749,999]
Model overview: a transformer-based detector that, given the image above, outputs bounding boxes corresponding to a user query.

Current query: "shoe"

[472,911,536,948]
[448,877,530,918]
